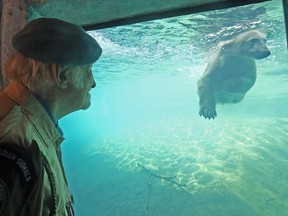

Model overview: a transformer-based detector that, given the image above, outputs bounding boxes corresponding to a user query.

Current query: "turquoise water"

[61,1,288,215]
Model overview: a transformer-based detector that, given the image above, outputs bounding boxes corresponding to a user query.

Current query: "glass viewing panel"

[61,0,288,215]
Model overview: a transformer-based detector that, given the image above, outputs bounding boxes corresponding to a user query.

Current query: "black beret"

[12,18,102,65]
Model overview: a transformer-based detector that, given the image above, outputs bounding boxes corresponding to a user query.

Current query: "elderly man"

[0,18,102,216]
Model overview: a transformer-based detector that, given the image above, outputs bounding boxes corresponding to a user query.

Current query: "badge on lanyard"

[66,194,75,216]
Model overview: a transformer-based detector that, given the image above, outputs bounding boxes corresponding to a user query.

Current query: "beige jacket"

[0,81,74,216]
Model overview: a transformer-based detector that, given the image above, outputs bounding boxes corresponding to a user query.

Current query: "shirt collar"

[3,81,64,147]
[33,94,64,136]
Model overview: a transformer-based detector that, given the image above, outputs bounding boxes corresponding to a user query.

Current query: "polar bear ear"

[219,39,234,53]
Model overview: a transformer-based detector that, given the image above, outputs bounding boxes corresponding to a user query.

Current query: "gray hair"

[5,52,86,98]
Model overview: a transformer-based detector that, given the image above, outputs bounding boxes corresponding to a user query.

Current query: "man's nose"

[92,81,96,88]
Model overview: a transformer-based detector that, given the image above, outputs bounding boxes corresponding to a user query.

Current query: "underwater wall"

[0,0,28,88]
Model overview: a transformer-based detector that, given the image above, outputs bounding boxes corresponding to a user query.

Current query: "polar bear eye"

[246,38,259,47]
[250,38,258,43]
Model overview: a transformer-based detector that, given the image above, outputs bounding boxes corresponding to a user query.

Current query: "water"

[61,0,288,215]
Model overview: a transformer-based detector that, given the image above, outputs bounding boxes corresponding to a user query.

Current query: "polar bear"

[197,30,270,119]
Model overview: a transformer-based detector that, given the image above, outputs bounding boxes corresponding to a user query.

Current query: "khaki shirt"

[0,81,74,216]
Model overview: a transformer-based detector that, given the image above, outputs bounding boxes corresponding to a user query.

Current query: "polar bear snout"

[252,37,271,59]
[255,49,271,59]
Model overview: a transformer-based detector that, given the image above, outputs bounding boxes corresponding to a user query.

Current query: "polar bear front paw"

[199,105,217,119]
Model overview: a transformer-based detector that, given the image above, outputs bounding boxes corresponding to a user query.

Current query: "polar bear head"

[221,30,271,60]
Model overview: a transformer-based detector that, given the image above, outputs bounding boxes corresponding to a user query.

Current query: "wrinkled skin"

[197,30,270,119]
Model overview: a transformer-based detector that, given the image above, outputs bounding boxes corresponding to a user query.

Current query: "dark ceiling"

[28,0,271,30]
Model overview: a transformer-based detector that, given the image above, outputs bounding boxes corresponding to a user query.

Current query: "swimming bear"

[197,30,270,119]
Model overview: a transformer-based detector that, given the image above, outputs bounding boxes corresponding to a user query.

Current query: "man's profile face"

[68,65,96,111]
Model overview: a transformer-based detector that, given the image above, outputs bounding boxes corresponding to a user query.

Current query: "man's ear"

[55,65,69,89]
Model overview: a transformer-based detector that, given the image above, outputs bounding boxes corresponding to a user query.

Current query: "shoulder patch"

[0,178,9,215]
[0,146,33,182]
[0,141,42,184]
